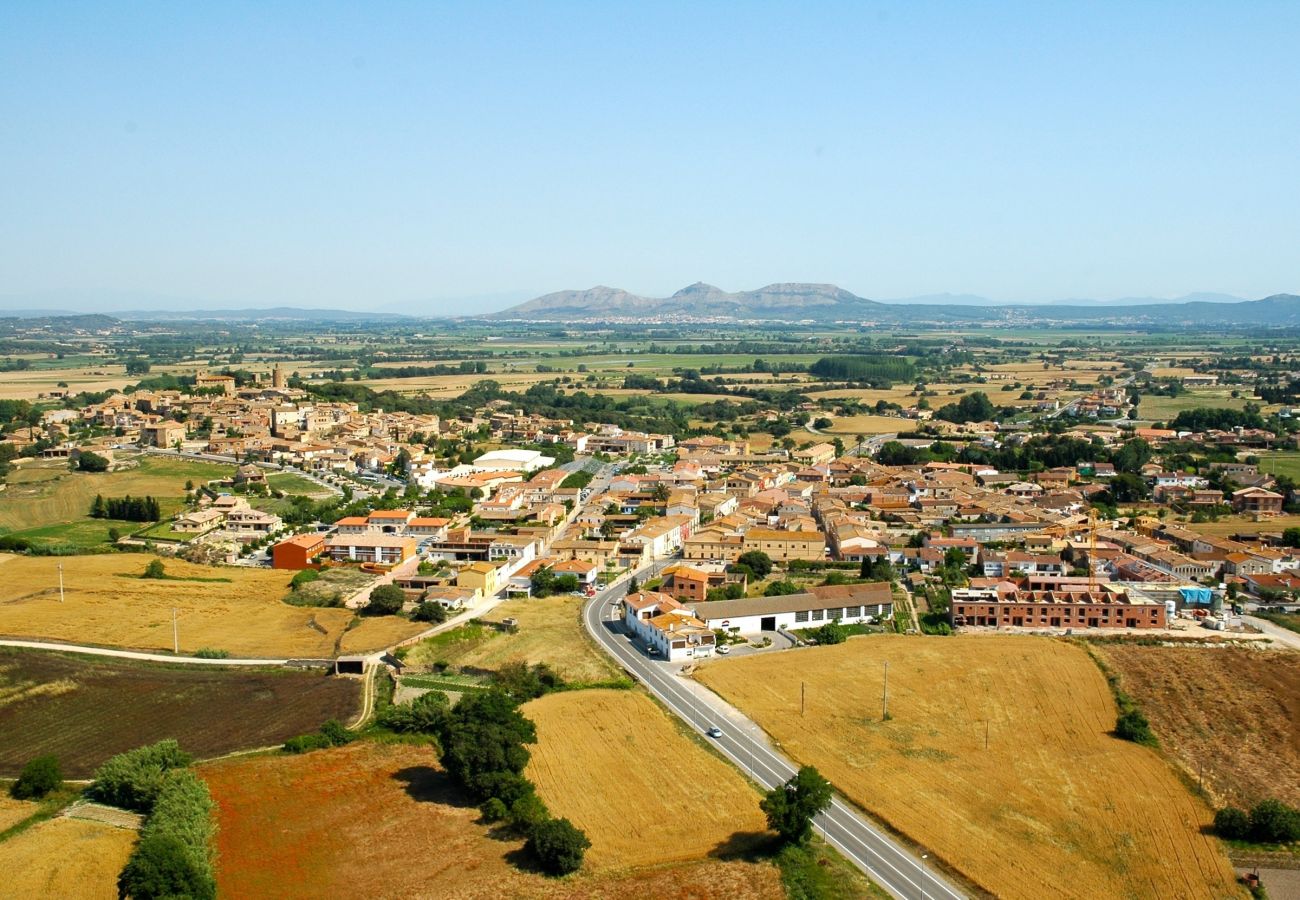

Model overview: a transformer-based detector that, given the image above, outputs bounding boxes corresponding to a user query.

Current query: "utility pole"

[172,608,179,654]
[801,681,806,717]
[58,563,64,603]
[882,661,889,719]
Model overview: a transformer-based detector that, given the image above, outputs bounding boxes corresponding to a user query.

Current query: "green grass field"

[0,455,233,550]
[1139,388,1253,422]
[266,471,335,497]
[1257,451,1300,481]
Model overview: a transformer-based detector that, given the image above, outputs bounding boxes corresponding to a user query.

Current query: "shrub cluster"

[283,718,355,754]
[88,741,216,900]
[436,688,590,874]
[88,739,193,812]
[9,754,62,800]
[1215,799,1300,844]
[289,568,320,590]
[117,769,217,900]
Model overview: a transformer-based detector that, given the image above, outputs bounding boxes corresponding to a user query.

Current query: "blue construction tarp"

[1179,586,1213,606]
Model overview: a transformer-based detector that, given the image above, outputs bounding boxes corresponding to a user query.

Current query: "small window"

[811,609,824,621]
[795,610,809,623]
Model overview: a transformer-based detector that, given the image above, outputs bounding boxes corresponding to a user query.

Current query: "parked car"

[715,645,730,655]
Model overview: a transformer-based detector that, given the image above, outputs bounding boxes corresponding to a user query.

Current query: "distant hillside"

[488,282,884,321]
[487,284,1300,327]
[113,307,411,323]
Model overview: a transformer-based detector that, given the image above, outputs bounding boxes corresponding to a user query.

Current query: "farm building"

[688,582,893,635]
[272,533,326,570]
[623,590,716,661]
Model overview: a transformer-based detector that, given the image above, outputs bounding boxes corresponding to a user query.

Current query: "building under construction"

[950,575,1167,630]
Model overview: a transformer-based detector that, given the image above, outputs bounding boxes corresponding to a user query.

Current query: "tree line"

[90,494,161,522]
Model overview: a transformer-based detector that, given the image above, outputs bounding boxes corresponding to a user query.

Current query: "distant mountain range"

[3,286,1297,327]
[487,283,1300,327]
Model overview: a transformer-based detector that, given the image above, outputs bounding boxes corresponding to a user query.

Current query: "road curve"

[581,570,966,900]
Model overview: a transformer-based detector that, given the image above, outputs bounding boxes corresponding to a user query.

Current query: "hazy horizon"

[2,3,1298,314]
[0,286,1275,317]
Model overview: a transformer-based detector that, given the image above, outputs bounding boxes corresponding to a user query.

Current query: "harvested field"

[0,648,362,777]
[523,689,768,869]
[0,796,38,832]
[696,635,1241,900]
[1184,514,1300,537]
[0,553,422,657]
[823,415,907,435]
[1096,643,1300,808]
[402,595,618,682]
[0,817,136,900]
[203,741,782,900]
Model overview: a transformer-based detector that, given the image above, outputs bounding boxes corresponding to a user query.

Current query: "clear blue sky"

[2,2,1297,313]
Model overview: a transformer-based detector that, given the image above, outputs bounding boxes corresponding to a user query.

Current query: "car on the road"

[715,644,730,655]
[706,726,722,738]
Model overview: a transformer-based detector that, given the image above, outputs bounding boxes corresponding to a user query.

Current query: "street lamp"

[919,853,929,900]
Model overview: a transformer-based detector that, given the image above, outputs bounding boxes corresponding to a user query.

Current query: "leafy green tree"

[1108,473,1149,503]
[1249,798,1300,844]
[813,621,849,645]
[10,754,61,799]
[440,690,537,799]
[764,580,801,597]
[411,600,448,623]
[760,766,834,844]
[76,451,110,472]
[379,692,450,735]
[1213,806,1250,840]
[117,832,215,900]
[507,792,551,832]
[479,797,508,822]
[736,551,773,579]
[526,817,591,875]
[143,559,167,580]
[365,584,407,616]
[935,391,995,424]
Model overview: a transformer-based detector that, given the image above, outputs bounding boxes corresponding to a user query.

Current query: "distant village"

[20,364,1300,658]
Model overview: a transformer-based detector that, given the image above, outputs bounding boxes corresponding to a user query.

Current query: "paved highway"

[582,570,966,900]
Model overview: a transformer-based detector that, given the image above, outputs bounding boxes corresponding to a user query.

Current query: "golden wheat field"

[0,554,422,658]
[0,817,137,900]
[523,689,769,870]
[0,796,39,831]
[695,635,1241,900]
[203,741,783,900]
